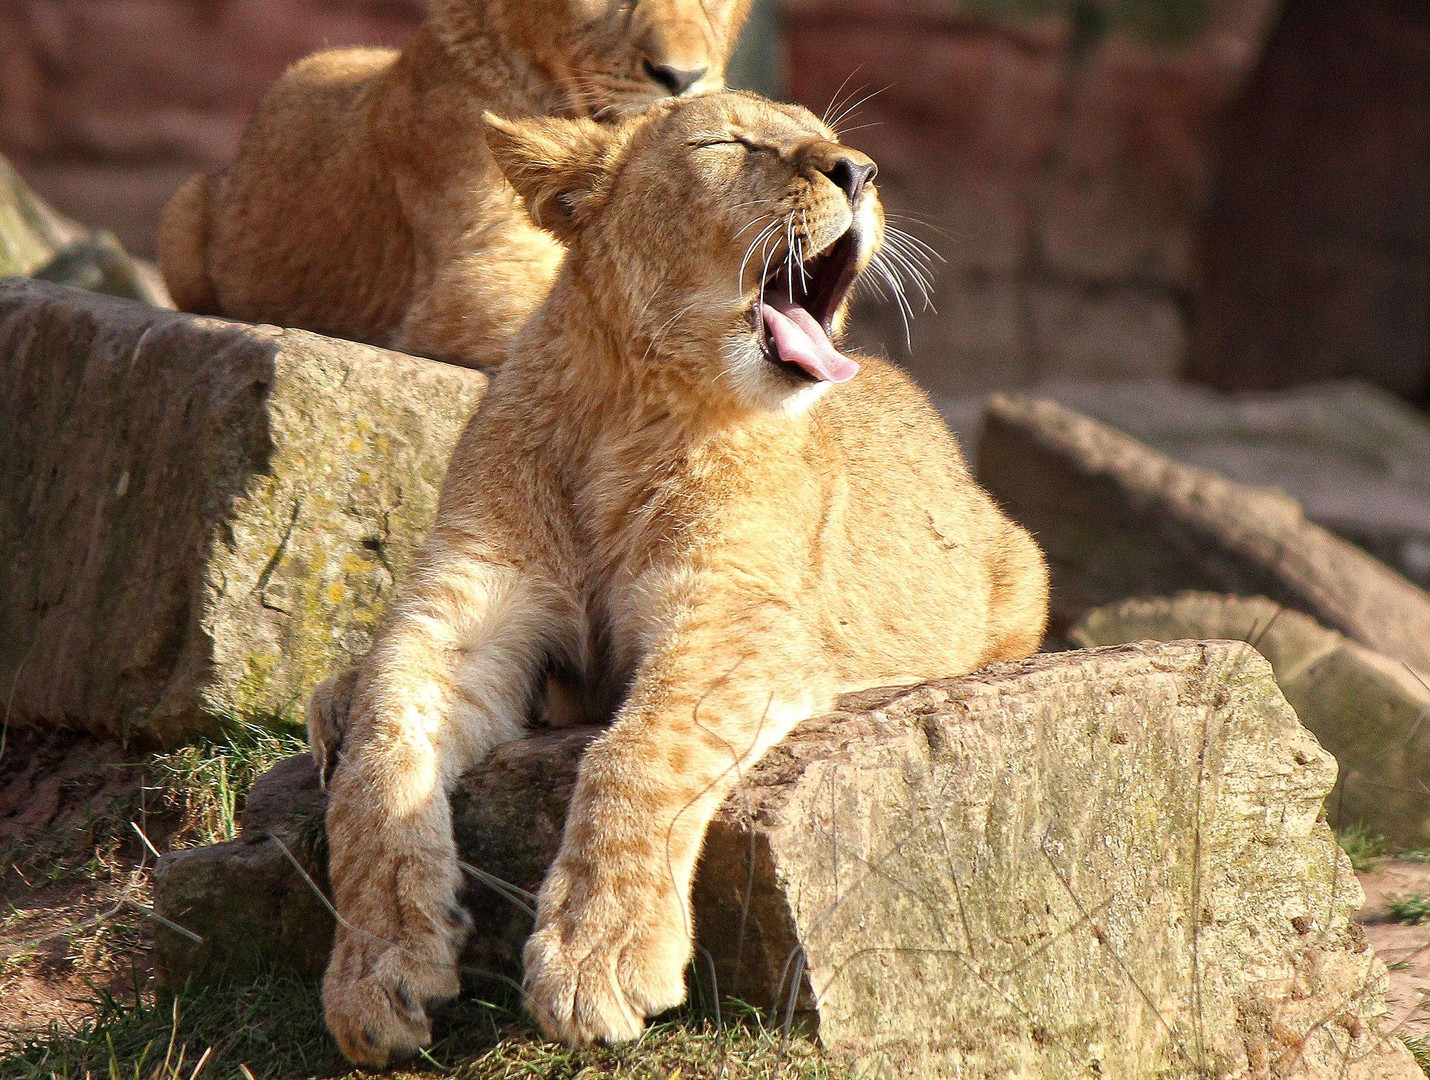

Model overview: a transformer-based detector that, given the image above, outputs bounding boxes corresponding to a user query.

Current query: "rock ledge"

[0,280,486,743]
[154,643,1418,1078]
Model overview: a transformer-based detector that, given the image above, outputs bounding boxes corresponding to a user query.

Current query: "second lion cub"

[320,91,1048,1064]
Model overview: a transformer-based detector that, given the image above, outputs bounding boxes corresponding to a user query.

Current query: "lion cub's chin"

[721,334,842,417]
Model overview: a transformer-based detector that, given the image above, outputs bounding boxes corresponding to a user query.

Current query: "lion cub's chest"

[559,428,817,687]
[567,461,703,660]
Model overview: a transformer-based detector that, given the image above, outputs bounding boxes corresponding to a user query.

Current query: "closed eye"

[690,136,768,153]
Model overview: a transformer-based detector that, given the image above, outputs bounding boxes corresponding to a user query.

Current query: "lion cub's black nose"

[824,154,878,206]
[643,59,707,96]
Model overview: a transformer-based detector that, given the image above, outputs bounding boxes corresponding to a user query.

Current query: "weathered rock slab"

[1072,592,1430,848]
[0,280,486,743]
[2,154,169,307]
[976,393,1430,677]
[953,379,1430,589]
[154,643,1418,1078]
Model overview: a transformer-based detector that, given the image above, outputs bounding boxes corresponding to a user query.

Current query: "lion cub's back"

[207,48,415,340]
[816,357,1048,676]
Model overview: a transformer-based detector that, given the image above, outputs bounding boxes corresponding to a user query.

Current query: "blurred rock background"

[0,0,1426,400]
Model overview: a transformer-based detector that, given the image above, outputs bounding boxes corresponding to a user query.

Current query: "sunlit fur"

[316,92,1049,1064]
[157,0,751,369]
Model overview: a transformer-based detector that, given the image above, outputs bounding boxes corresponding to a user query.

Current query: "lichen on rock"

[0,279,486,743]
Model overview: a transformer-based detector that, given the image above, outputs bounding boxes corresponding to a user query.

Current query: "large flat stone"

[0,279,486,743]
[1071,592,1430,848]
[981,379,1430,589]
[976,392,1430,676]
[154,643,1418,1078]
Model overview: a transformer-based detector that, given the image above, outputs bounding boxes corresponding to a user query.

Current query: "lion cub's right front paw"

[322,921,465,1067]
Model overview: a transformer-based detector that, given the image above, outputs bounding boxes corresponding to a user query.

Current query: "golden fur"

[316,92,1049,1064]
[158,0,751,369]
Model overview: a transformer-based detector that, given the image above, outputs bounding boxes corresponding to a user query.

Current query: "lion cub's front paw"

[521,863,690,1046]
[322,915,467,1067]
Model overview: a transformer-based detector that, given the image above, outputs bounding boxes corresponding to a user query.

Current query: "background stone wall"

[0,0,426,257]
[784,0,1277,396]
[1188,0,1430,399]
[2,0,1427,400]
[782,0,1429,400]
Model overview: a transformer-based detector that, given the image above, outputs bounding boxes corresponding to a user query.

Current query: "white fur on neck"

[721,333,836,416]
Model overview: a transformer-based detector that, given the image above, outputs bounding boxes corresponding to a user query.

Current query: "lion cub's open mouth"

[756,228,862,384]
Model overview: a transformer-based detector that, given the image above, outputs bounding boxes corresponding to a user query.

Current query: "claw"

[393,983,418,1016]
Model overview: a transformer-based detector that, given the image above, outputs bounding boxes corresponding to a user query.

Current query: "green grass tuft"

[1334,823,1389,872]
[0,975,844,1080]
[1405,1033,1430,1077]
[1386,893,1430,926]
[148,720,308,846]
[0,975,332,1080]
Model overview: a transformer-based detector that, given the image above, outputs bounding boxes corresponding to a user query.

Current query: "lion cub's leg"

[307,662,590,783]
[522,578,830,1045]
[322,536,563,1066]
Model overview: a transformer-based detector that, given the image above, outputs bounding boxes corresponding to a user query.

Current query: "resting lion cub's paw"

[321,888,472,1066]
[521,858,689,1044]
[323,927,463,1066]
[320,736,476,1065]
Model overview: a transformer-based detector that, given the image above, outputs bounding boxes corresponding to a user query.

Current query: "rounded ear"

[483,112,624,241]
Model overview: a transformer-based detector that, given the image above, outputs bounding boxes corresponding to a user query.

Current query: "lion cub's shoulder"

[814,355,966,463]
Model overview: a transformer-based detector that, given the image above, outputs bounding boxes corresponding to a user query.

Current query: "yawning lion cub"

[318,91,1048,1064]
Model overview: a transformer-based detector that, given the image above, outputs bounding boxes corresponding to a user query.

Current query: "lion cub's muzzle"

[756,225,865,384]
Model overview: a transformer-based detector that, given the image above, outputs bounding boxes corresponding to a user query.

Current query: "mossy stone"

[0,279,486,744]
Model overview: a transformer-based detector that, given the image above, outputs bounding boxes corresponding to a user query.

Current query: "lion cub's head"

[487,91,886,413]
[444,0,751,116]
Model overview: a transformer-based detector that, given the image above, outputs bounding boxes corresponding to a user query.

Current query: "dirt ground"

[0,729,172,1039]
[1359,859,1430,1041]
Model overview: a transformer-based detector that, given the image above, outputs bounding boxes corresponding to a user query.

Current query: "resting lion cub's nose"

[643,59,707,96]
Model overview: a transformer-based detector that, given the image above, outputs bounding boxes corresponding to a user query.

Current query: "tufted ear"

[484,112,624,241]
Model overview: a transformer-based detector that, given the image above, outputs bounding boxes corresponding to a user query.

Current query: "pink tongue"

[761,301,860,384]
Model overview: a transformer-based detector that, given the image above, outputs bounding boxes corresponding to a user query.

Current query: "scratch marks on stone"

[254,495,302,614]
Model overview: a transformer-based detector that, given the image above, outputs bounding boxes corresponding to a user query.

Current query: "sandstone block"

[0,279,486,743]
[976,393,1430,675]
[154,643,1418,1077]
[1072,593,1430,848]
[0,154,82,277]
[989,378,1430,590]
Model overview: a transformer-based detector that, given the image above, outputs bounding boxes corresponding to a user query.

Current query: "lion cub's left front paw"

[521,860,691,1045]
[322,902,470,1067]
